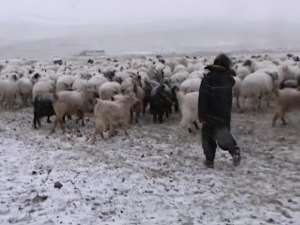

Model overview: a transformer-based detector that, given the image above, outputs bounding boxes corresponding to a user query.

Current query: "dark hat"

[213,53,232,70]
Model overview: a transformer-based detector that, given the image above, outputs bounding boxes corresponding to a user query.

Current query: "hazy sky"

[1,0,300,25]
[1,0,300,58]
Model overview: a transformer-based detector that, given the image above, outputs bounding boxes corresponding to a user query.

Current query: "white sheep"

[72,79,88,92]
[136,71,150,88]
[92,94,137,142]
[236,65,252,80]
[175,89,200,133]
[187,62,203,73]
[18,77,33,106]
[114,71,132,82]
[0,75,19,109]
[180,78,202,94]
[242,59,257,73]
[87,74,108,94]
[233,76,242,109]
[173,64,187,74]
[98,81,121,100]
[120,77,136,94]
[240,70,277,111]
[32,79,56,101]
[162,66,172,78]
[278,64,300,85]
[188,70,204,79]
[170,71,189,86]
[272,88,300,126]
[56,75,75,92]
[52,90,95,133]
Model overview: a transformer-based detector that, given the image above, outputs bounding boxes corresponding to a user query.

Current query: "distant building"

[78,50,105,57]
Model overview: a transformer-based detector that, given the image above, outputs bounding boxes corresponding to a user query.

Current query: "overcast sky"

[1,0,300,25]
[1,0,300,58]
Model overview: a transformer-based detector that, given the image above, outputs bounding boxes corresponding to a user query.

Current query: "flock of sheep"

[0,53,300,141]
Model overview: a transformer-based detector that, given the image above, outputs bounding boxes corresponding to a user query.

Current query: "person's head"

[213,53,232,70]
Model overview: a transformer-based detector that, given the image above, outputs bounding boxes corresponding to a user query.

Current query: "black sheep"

[53,59,63,66]
[103,70,116,81]
[33,96,55,129]
[87,59,94,64]
[149,84,173,123]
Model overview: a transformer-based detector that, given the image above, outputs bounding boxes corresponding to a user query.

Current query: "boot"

[203,160,214,169]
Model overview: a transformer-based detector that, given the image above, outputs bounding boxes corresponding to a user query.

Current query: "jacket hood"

[205,65,236,76]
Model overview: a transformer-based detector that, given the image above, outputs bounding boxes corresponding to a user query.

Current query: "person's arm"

[198,76,210,122]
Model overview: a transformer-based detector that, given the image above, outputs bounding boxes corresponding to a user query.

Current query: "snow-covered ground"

[0,107,299,225]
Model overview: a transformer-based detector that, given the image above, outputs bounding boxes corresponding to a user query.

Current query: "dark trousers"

[201,124,240,162]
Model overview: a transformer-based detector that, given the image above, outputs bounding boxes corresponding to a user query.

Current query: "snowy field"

[0,106,299,225]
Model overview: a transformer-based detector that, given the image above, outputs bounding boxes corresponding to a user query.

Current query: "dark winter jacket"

[198,65,236,128]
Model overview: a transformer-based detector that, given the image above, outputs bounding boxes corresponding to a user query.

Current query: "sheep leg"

[47,116,51,123]
[76,111,84,126]
[12,95,17,110]
[153,113,157,123]
[26,95,31,107]
[140,102,144,117]
[6,97,11,110]
[174,101,179,113]
[91,128,104,143]
[236,95,241,109]
[22,95,27,107]
[122,122,130,136]
[136,111,140,123]
[158,113,164,124]
[136,103,143,123]
[81,117,85,126]
[281,117,287,126]
[59,120,65,133]
[266,95,271,108]
[9,100,14,110]
[280,111,287,126]
[240,97,246,113]
[143,99,147,114]
[130,109,134,124]
[37,118,41,128]
[123,127,129,136]
[91,128,102,144]
[8,97,14,110]
[256,96,262,112]
[108,123,118,137]
[165,110,169,119]
[272,112,279,127]
[51,119,58,133]
[193,121,200,130]
[107,124,115,138]
[91,133,97,144]
[92,120,104,143]
[33,116,38,129]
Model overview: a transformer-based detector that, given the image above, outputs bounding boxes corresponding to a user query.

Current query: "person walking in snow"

[198,53,241,168]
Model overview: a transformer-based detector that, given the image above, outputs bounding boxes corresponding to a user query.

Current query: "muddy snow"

[0,107,299,225]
